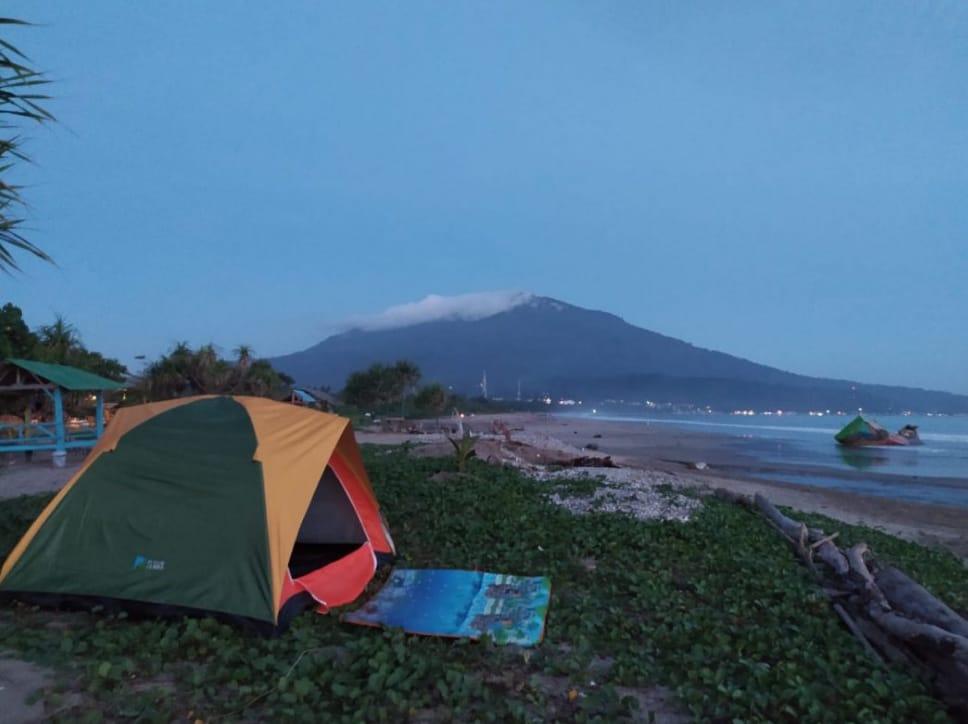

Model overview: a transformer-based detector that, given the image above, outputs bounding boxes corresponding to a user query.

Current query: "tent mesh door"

[288,466,367,578]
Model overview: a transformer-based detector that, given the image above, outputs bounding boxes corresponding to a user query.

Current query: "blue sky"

[4,1,967,393]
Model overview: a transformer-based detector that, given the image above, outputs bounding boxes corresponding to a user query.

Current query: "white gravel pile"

[531,467,702,523]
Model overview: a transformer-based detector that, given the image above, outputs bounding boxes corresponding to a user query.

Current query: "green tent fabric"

[1,398,274,620]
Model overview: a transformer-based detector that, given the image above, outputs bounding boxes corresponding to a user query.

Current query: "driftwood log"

[876,566,968,639]
[561,455,617,468]
[718,489,968,720]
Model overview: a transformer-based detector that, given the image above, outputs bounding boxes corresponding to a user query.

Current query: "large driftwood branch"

[751,495,883,662]
[853,617,920,667]
[846,543,890,611]
[810,532,839,549]
[738,491,968,716]
[846,543,874,584]
[875,566,968,639]
[813,535,849,576]
[712,487,754,508]
[868,608,968,673]
[831,602,883,664]
[878,629,968,722]
[753,493,849,575]
[814,544,849,576]
[753,494,823,541]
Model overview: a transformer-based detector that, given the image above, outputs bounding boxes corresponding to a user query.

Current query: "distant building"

[288,387,338,411]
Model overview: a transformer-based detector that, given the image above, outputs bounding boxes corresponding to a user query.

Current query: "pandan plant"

[447,430,478,473]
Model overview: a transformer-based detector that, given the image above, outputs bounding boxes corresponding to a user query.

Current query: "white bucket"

[52,450,67,468]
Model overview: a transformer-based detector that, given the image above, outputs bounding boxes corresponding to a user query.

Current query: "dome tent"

[0,396,394,634]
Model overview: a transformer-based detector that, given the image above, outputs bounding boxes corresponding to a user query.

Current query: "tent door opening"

[288,466,367,578]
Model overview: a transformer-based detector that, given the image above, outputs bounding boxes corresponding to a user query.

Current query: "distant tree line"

[2,302,295,408]
[1,303,126,380]
[135,343,293,402]
[339,359,509,421]
[342,359,453,419]
[342,361,421,412]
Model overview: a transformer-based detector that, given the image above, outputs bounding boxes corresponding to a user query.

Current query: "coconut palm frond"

[0,18,54,271]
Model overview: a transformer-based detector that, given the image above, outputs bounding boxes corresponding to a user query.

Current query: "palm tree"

[242,360,278,397]
[136,343,290,402]
[141,350,184,400]
[0,302,37,358]
[392,360,421,416]
[0,18,55,272]
[37,316,80,363]
[141,342,199,398]
[234,344,253,372]
[192,343,220,392]
[415,383,449,431]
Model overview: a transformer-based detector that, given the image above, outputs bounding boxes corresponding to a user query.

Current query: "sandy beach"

[3,413,965,563]
[359,412,968,563]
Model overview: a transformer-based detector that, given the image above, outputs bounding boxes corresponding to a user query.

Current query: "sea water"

[567,411,968,508]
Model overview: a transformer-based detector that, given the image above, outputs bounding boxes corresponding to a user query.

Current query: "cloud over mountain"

[345,291,533,332]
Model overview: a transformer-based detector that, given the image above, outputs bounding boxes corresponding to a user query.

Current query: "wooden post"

[53,386,66,452]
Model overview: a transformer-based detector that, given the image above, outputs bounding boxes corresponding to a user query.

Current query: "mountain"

[270,296,968,413]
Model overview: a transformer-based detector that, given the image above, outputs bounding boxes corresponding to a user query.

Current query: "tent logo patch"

[132,555,165,572]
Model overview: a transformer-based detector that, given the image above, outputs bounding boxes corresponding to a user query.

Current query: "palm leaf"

[0,17,54,271]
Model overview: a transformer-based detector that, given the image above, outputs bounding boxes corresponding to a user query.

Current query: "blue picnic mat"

[344,569,551,646]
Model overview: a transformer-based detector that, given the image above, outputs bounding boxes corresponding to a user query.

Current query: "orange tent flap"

[294,543,376,612]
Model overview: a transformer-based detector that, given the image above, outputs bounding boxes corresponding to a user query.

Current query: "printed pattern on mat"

[344,568,551,646]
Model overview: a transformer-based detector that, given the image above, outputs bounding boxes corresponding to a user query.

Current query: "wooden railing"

[0,421,98,451]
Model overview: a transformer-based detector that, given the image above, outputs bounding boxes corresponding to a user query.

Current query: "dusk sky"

[4,2,967,393]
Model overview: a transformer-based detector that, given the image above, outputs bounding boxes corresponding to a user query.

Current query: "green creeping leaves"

[1,450,965,721]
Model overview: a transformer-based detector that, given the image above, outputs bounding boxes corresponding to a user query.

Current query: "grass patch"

[0,449,964,721]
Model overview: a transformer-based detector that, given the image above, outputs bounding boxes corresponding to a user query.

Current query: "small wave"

[920,433,968,443]
[577,413,968,444]
[591,415,839,437]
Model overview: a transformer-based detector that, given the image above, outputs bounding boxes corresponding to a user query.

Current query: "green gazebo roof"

[3,359,125,391]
